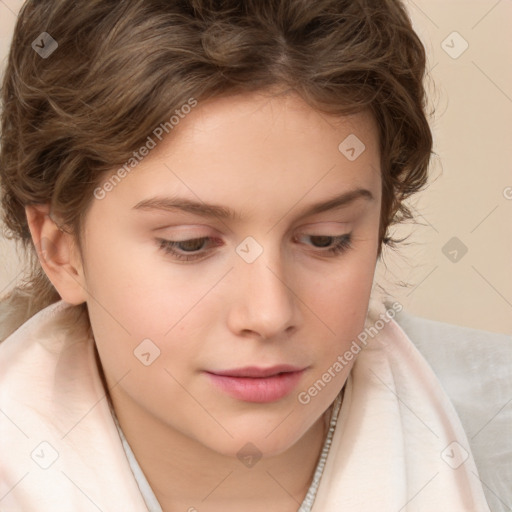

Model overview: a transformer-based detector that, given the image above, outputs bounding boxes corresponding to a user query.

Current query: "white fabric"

[312,306,492,511]
[0,300,492,510]
[394,309,512,512]
[0,302,148,511]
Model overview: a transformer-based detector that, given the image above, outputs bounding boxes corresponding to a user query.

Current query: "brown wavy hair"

[0,0,432,340]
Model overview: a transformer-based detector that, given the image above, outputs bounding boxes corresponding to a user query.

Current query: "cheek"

[82,228,194,331]
[82,234,224,379]
[298,263,376,394]
[306,251,376,328]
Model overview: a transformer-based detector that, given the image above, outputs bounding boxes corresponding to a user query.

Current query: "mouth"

[205,365,306,403]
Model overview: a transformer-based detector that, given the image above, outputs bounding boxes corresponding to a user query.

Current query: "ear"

[25,204,88,305]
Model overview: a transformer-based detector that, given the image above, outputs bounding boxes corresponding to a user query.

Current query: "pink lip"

[205,365,306,403]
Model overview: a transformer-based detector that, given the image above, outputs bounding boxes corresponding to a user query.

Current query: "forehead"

[93,90,381,220]
[158,90,379,164]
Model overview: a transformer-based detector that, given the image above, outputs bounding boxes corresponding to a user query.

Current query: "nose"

[226,248,300,340]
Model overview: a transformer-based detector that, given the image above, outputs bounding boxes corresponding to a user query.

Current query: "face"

[79,90,382,458]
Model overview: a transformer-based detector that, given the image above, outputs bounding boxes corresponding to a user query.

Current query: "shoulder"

[393,306,512,512]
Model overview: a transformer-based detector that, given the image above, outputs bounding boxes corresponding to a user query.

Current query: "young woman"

[0,1,494,510]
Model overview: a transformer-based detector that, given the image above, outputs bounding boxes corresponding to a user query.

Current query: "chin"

[210,431,303,460]
[196,410,320,460]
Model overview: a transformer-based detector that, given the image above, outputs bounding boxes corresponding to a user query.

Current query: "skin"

[26,89,382,511]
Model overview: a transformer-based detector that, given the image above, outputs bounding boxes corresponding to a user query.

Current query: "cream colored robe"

[0,300,491,511]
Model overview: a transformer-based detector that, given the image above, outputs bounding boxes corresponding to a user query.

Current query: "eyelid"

[293,222,352,239]
[154,221,353,246]
[153,225,219,238]
[297,221,352,231]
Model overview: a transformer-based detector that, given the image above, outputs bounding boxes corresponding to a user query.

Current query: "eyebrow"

[132,188,374,221]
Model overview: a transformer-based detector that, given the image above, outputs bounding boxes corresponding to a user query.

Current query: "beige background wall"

[0,0,511,334]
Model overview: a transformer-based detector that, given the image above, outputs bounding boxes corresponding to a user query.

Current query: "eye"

[156,237,221,262]
[156,232,353,263]
[295,233,352,256]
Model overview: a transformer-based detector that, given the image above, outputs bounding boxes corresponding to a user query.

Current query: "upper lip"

[208,365,305,378]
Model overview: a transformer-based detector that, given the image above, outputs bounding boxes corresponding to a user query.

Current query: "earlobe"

[25,204,88,305]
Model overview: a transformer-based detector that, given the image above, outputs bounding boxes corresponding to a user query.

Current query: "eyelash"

[156,233,353,262]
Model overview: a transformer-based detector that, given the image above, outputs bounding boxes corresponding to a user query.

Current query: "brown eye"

[177,238,208,252]
[294,233,353,257]
[156,237,222,262]
[309,235,334,248]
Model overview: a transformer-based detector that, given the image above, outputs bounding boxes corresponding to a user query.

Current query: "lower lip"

[206,371,304,403]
